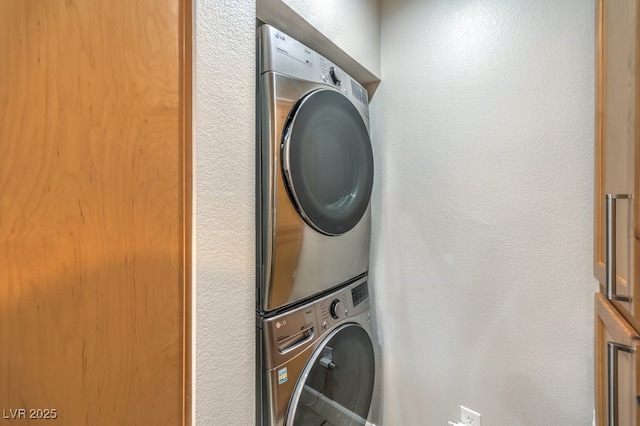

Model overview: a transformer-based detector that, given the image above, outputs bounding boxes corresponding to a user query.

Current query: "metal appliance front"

[258,71,372,313]
[258,278,376,426]
[285,323,375,425]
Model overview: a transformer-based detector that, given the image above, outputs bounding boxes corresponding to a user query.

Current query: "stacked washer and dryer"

[256,25,378,426]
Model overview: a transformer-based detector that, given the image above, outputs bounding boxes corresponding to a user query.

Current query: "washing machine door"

[286,323,375,426]
[282,89,374,236]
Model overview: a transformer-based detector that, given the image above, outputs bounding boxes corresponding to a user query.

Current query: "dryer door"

[282,89,374,236]
[286,323,375,426]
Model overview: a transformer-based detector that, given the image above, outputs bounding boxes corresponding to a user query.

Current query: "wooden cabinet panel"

[0,0,191,424]
[595,0,640,330]
[595,293,640,426]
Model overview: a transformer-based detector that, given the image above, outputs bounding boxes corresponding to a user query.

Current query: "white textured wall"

[282,0,381,78]
[194,1,255,424]
[371,0,595,424]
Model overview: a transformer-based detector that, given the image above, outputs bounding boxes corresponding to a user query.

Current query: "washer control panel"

[261,278,370,369]
[318,292,349,325]
[351,281,369,307]
[317,281,369,329]
[329,299,343,319]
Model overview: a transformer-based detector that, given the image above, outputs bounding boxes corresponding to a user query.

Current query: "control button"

[322,321,328,330]
[329,67,342,85]
[330,299,343,319]
[322,75,327,83]
[344,308,349,317]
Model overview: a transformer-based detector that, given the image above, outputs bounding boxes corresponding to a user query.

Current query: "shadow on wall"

[368,86,387,426]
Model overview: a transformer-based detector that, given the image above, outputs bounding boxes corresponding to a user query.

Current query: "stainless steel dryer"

[257,277,377,426]
[257,25,374,313]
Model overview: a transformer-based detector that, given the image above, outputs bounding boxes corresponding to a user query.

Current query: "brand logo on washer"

[277,367,288,385]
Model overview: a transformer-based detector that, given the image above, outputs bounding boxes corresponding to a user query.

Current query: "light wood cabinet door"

[595,0,640,330]
[0,0,191,424]
[595,293,640,426]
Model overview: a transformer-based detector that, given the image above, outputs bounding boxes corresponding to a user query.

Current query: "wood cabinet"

[0,0,192,424]
[595,293,640,425]
[594,0,640,424]
[594,0,640,331]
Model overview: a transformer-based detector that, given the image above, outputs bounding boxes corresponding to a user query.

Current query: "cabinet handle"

[605,194,633,302]
[607,341,635,426]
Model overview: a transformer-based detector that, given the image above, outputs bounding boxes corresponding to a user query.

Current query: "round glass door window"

[282,89,374,236]
[286,324,375,426]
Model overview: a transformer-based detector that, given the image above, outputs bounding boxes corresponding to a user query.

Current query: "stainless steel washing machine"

[257,25,374,314]
[257,277,377,426]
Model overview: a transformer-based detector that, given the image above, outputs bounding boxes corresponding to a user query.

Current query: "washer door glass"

[282,89,373,236]
[286,324,375,426]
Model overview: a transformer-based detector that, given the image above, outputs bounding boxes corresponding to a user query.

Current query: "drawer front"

[595,293,640,425]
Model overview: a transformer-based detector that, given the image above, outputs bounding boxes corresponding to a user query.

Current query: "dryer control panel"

[258,24,369,113]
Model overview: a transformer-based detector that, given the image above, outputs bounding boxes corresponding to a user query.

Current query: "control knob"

[330,299,344,319]
[329,67,342,86]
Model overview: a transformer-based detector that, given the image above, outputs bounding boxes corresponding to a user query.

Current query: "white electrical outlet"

[460,406,481,426]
